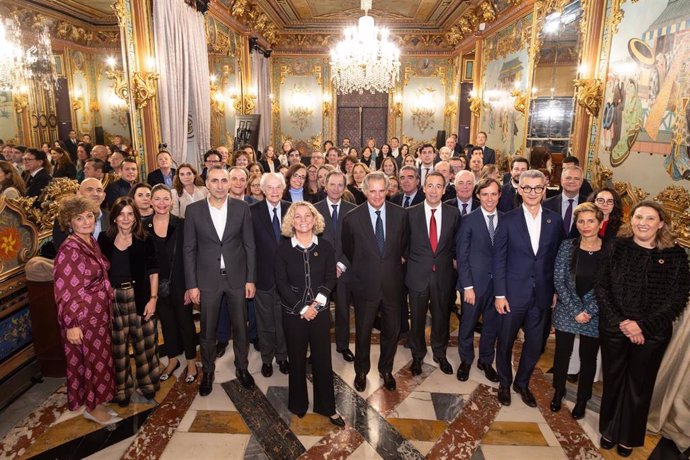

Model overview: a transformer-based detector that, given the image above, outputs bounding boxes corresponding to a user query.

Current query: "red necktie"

[430,209,438,253]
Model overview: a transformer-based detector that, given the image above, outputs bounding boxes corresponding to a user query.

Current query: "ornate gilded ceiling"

[24,0,119,25]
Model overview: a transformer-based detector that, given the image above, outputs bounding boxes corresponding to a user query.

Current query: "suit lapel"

[517,210,536,256]
[537,210,554,256]
[203,200,222,243]
[221,200,233,241]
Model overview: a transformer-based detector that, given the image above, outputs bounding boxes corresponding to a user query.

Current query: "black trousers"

[354,294,401,375]
[552,330,599,401]
[408,275,452,360]
[283,310,335,417]
[200,275,249,374]
[599,323,671,447]
[334,276,353,352]
[157,295,197,360]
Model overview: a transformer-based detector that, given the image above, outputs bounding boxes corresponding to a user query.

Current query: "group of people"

[35,132,689,457]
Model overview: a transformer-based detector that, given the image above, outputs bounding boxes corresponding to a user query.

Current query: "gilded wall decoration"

[226,0,279,45]
[595,0,690,195]
[0,198,39,280]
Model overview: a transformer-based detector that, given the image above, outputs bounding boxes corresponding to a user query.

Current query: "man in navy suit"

[475,131,496,165]
[543,166,587,240]
[418,144,438,186]
[314,171,357,362]
[498,156,529,212]
[445,170,479,215]
[456,178,503,383]
[406,172,460,376]
[493,170,563,407]
[391,165,424,208]
[147,150,176,187]
[342,171,409,392]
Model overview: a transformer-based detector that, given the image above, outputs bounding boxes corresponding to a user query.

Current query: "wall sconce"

[131,56,159,109]
[71,88,84,112]
[445,94,458,117]
[574,78,603,117]
[105,57,130,104]
[392,94,402,118]
[322,93,332,118]
[510,89,528,115]
[13,84,29,113]
[209,74,226,116]
[468,89,482,117]
[411,87,437,134]
[288,85,313,132]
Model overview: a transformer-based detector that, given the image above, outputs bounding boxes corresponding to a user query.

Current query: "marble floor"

[0,314,664,460]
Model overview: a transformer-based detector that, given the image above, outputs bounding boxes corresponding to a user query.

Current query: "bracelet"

[150,295,158,299]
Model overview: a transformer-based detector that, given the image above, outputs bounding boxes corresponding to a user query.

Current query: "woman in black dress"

[274,201,344,427]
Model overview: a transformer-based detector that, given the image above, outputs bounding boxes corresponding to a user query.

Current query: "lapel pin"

[314,252,319,257]
[658,259,664,264]
[546,219,552,224]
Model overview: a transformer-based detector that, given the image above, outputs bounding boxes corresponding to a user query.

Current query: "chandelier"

[0,17,25,92]
[329,0,400,95]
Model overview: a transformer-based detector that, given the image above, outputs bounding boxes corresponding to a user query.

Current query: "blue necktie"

[404,196,411,208]
[488,214,495,246]
[272,207,281,242]
[563,199,574,235]
[331,204,338,229]
[375,210,384,255]
[462,203,468,216]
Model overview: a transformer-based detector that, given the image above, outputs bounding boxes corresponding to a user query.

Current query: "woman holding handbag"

[147,184,198,382]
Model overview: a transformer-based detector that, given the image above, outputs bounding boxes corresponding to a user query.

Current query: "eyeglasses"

[23,157,36,162]
[292,174,306,180]
[520,186,545,194]
[595,198,615,205]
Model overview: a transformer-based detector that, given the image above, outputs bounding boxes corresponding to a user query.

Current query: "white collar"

[291,234,318,248]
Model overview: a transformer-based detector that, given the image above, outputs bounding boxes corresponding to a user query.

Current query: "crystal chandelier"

[0,17,25,92]
[329,0,400,95]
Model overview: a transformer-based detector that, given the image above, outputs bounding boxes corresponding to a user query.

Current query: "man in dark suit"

[342,171,409,392]
[559,156,593,197]
[434,161,456,201]
[498,156,529,213]
[184,168,257,396]
[391,165,424,208]
[104,157,138,208]
[63,129,79,163]
[493,170,563,407]
[250,172,290,377]
[445,170,479,215]
[475,131,496,165]
[147,150,176,187]
[200,149,223,182]
[543,166,587,240]
[406,172,460,376]
[22,149,52,200]
[456,178,503,383]
[315,170,357,362]
[417,144,437,186]
[52,178,109,250]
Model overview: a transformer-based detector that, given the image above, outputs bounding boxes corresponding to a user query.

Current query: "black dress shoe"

[329,414,346,427]
[261,363,273,378]
[571,400,587,420]
[215,341,228,358]
[433,356,453,375]
[477,362,499,382]
[456,362,471,381]
[599,436,615,450]
[278,360,289,375]
[236,369,255,388]
[380,372,396,391]
[354,373,366,392]
[617,445,633,457]
[338,348,355,362]
[512,384,537,407]
[410,358,422,376]
[497,385,511,406]
[199,372,214,396]
[550,390,564,412]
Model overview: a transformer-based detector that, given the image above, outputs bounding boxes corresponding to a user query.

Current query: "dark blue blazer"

[147,168,176,187]
[542,192,588,239]
[481,146,496,165]
[493,206,563,310]
[250,199,289,290]
[391,190,425,207]
[497,182,519,213]
[456,207,504,297]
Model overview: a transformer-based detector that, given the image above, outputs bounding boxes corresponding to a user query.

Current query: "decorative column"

[112,0,161,174]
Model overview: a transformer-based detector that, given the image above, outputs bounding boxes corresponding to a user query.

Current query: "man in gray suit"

[184,168,257,396]
[314,170,357,362]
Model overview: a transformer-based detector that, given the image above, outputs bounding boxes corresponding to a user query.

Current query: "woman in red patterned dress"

[53,196,122,425]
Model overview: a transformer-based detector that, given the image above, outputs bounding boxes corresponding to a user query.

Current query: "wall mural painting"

[207,16,240,148]
[600,0,690,184]
[479,13,533,159]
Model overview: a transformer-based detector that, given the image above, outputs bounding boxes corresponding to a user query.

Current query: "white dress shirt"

[208,197,228,268]
[423,201,442,242]
[522,204,542,255]
[267,201,282,225]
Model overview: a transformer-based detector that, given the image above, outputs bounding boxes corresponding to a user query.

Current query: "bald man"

[52,178,109,250]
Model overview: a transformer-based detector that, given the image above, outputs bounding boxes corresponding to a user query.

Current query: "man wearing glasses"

[493,170,563,407]
[23,149,52,200]
[200,149,223,181]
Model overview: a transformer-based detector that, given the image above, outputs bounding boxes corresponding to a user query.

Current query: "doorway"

[336,91,388,150]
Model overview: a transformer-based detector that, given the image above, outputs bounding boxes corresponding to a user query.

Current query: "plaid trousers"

[112,287,160,401]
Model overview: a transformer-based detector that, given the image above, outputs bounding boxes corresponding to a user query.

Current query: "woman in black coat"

[98,196,160,406]
[596,200,689,457]
[274,201,344,427]
[146,184,198,383]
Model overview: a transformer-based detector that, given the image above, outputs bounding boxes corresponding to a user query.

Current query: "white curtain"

[251,52,272,154]
[154,0,210,170]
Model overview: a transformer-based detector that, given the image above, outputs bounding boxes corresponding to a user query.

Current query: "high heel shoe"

[617,445,633,457]
[550,390,564,412]
[571,400,587,420]
[329,414,345,427]
[83,410,123,426]
[185,369,198,384]
[600,436,615,450]
[159,361,181,381]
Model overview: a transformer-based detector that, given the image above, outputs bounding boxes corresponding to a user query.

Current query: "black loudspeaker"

[233,115,261,152]
[94,127,105,145]
[436,130,447,149]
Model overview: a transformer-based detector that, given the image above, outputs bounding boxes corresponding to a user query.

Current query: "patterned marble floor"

[0,314,662,460]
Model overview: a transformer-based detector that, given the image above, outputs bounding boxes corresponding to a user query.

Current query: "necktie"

[429,209,438,253]
[461,203,468,216]
[563,199,574,234]
[403,196,411,208]
[272,207,281,242]
[331,204,338,229]
[375,210,384,255]
[488,214,495,246]
[424,167,430,184]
